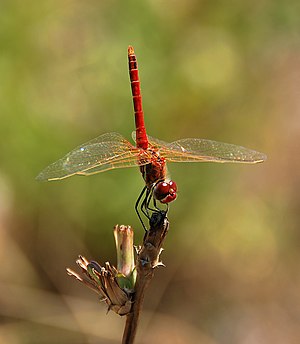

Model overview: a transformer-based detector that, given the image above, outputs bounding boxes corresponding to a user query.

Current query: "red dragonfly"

[37,46,266,226]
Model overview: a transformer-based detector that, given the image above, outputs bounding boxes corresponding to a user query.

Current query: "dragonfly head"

[153,180,177,204]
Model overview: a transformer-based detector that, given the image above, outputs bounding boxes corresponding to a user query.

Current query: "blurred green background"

[1,0,299,343]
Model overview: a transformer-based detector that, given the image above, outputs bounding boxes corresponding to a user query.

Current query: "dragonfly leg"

[142,185,160,215]
[140,183,156,213]
[136,187,158,231]
[135,186,148,231]
[141,183,170,214]
[145,186,156,212]
[141,188,152,219]
[148,183,169,214]
[135,185,169,232]
[152,197,169,215]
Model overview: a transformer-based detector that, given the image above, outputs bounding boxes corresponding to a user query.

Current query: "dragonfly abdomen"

[128,46,148,150]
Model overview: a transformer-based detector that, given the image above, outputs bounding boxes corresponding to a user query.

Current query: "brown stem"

[122,211,169,344]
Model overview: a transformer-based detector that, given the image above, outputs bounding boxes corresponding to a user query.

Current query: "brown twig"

[122,210,169,344]
[66,211,169,343]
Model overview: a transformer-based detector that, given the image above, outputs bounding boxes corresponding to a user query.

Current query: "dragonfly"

[37,46,266,229]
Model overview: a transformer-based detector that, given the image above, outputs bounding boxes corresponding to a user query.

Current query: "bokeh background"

[1,1,300,343]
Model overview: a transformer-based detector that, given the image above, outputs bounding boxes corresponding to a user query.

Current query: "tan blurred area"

[1,1,300,343]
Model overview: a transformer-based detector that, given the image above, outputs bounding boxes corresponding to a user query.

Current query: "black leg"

[135,184,170,232]
[135,186,148,231]
[141,189,151,219]
[145,184,158,212]
[152,192,169,214]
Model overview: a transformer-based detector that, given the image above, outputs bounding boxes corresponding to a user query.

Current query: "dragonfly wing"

[36,132,146,181]
[158,138,267,163]
[132,131,266,163]
[144,136,267,164]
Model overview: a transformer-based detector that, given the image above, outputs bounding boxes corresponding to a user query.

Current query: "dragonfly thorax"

[139,149,167,187]
[153,180,177,204]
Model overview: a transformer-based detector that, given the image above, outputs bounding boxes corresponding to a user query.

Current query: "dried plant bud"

[66,225,137,316]
[67,256,132,316]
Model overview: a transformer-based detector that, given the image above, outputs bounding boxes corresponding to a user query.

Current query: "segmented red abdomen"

[128,46,148,150]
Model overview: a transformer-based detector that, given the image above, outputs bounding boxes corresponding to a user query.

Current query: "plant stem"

[122,211,169,344]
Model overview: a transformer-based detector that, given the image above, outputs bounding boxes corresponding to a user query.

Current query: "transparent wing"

[138,133,266,164]
[36,132,148,181]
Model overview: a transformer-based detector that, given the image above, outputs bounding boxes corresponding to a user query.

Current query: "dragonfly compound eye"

[153,180,177,204]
